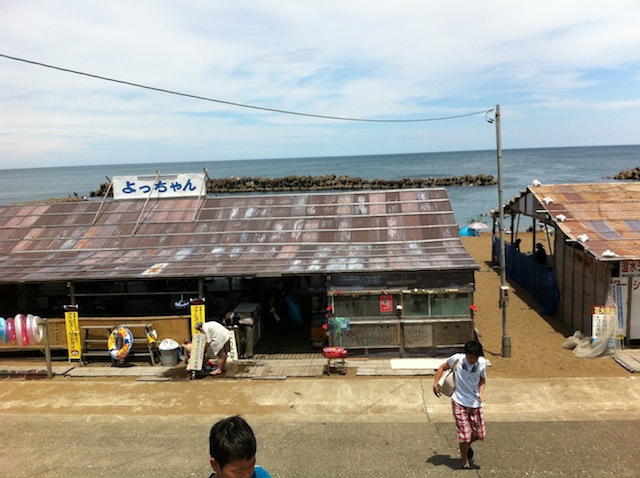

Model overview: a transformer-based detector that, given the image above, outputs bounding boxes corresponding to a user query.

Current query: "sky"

[1,1,640,170]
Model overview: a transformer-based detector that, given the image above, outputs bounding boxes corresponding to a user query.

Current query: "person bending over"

[195,320,231,377]
[209,415,272,478]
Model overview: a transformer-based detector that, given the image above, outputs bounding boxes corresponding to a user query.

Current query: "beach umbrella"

[469,221,489,231]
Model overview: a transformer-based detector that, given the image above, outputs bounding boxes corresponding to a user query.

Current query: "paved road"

[1,376,639,477]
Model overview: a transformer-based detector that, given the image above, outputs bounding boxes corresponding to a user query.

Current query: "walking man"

[433,340,487,469]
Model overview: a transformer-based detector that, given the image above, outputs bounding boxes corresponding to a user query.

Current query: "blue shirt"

[209,465,272,478]
[254,467,272,478]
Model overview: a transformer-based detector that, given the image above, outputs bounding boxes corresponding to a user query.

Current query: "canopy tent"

[459,226,479,237]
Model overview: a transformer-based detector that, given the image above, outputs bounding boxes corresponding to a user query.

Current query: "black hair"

[464,340,484,357]
[209,415,257,469]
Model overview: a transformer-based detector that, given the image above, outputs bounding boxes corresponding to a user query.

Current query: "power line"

[1,53,493,123]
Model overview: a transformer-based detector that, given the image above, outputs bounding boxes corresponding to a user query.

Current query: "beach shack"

[0,186,479,358]
[495,182,640,344]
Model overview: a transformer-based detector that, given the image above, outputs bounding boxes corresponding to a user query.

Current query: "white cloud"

[1,1,640,168]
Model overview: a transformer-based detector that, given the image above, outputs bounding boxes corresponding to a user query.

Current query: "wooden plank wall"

[558,241,614,336]
[0,315,190,352]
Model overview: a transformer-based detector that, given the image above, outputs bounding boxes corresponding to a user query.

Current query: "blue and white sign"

[113,173,206,200]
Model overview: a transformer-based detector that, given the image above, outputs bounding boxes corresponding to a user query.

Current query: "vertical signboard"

[187,334,206,372]
[186,299,207,372]
[190,300,206,338]
[592,306,615,337]
[619,261,640,340]
[631,277,640,340]
[227,330,239,363]
[609,277,628,339]
[64,305,82,361]
[592,306,618,349]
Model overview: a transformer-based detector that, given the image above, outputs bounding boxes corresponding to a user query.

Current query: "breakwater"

[614,167,640,180]
[90,173,496,197]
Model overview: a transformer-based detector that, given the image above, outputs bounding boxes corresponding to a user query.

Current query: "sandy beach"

[462,232,629,379]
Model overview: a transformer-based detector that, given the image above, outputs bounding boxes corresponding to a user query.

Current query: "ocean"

[1,145,638,225]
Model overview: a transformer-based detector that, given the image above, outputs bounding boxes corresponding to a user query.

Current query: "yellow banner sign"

[190,303,206,338]
[64,309,82,360]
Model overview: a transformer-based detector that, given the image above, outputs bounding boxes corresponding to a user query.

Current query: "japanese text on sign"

[591,306,614,337]
[190,302,206,338]
[592,305,620,345]
[187,334,206,372]
[592,306,616,316]
[64,308,82,361]
[620,260,640,277]
[113,173,206,200]
[609,279,627,338]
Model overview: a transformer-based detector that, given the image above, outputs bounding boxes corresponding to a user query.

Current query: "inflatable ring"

[108,326,134,360]
[26,314,36,343]
[14,314,26,347]
[32,315,44,343]
[0,317,6,343]
[26,314,44,344]
[6,318,16,344]
[323,346,348,359]
[21,319,30,346]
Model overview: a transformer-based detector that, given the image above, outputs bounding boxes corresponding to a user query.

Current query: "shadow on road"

[425,453,476,470]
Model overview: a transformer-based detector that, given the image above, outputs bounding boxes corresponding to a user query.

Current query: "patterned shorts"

[451,400,486,443]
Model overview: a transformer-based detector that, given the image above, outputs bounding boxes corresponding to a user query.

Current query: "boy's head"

[209,415,257,478]
[464,340,484,364]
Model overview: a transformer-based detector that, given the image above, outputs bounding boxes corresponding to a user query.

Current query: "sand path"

[462,233,628,378]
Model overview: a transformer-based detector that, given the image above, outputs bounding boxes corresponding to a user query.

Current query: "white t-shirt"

[448,353,487,408]
[201,321,231,356]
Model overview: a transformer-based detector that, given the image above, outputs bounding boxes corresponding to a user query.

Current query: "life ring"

[108,326,134,360]
[0,317,6,343]
[26,314,44,343]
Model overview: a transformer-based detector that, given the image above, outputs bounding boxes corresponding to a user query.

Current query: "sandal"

[209,368,225,377]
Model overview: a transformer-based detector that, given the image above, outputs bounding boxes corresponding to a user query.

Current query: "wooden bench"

[80,323,156,366]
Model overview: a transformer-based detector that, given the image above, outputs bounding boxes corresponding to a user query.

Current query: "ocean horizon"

[1,144,638,226]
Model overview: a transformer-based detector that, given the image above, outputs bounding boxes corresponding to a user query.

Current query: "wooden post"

[40,317,53,379]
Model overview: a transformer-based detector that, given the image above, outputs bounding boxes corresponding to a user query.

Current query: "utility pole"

[495,105,511,357]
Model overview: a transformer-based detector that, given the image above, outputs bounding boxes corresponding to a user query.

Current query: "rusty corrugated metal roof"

[504,182,640,261]
[0,189,478,283]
